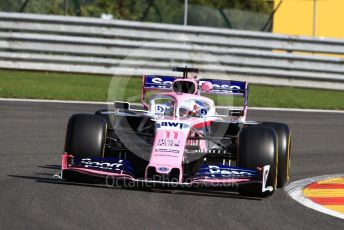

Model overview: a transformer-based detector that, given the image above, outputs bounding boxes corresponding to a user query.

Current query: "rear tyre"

[95,109,114,130]
[64,114,107,158]
[238,126,278,197]
[261,122,291,188]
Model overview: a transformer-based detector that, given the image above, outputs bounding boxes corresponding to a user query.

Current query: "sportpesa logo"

[145,76,244,92]
[198,80,242,91]
[208,165,255,177]
[80,158,123,170]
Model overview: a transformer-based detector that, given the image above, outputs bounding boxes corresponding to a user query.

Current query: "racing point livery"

[59,67,291,197]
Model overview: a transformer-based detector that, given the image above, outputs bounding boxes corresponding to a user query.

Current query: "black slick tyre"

[64,114,107,158]
[238,126,278,197]
[261,122,291,188]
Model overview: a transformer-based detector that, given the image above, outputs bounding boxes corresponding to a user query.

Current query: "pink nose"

[201,82,213,92]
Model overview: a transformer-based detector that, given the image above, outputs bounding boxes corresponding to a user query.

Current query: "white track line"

[0,98,112,105]
[1,97,344,113]
[285,174,344,220]
[249,107,344,114]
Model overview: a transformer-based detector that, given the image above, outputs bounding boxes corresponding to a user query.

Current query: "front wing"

[58,154,273,192]
[57,155,273,193]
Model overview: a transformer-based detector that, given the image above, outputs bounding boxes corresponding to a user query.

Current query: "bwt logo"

[156,105,164,113]
[161,122,184,129]
[200,109,207,116]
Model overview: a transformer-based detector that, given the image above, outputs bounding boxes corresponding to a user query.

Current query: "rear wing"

[141,75,249,118]
[199,79,247,95]
[199,79,249,119]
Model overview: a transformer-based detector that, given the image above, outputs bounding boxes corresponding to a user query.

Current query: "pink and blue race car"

[58,67,291,197]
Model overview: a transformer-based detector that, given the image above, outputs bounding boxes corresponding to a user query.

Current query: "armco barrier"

[1,12,344,90]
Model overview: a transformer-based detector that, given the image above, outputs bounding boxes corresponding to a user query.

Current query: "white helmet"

[179,101,196,117]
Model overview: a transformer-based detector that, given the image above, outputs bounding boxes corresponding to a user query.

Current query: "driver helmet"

[179,100,197,117]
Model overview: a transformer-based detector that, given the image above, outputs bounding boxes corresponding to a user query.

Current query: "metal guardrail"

[1,12,344,90]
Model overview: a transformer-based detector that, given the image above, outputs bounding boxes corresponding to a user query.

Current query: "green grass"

[249,85,344,109]
[1,69,344,110]
[0,70,112,101]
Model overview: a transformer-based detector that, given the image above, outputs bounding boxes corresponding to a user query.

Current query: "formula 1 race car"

[58,67,291,197]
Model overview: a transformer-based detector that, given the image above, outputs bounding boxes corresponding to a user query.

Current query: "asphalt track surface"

[1,101,344,230]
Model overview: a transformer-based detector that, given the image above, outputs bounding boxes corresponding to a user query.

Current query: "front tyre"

[238,126,278,197]
[64,114,107,158]
[261,122,291,188]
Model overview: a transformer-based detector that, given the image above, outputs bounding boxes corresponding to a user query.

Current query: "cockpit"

[149,94,214,118]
